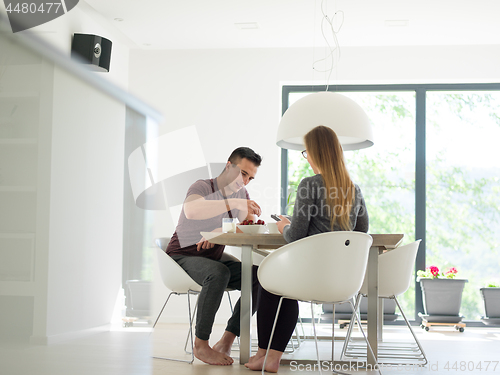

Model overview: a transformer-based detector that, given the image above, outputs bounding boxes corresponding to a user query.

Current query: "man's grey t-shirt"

[166,178,249,260]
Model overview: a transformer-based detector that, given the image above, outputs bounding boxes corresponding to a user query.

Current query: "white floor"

[1,322,500,375]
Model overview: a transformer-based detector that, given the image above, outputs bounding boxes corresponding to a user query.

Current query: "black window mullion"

[280,86,290,214]
[415,88,427,321]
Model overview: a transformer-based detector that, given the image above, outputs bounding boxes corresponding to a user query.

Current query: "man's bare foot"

[212,340,232,357]
[244,349,282,373]
[194,338,233,365]
[213,331,236,357]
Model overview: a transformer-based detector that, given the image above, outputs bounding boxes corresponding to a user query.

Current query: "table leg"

[378,299,384,342]
[239,245,253,364]
[367,245,379,366]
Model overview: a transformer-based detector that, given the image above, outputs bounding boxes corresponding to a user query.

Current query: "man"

[166,147,262,365]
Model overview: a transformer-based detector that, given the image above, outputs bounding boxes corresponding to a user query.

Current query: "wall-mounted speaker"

[71,33,112,72]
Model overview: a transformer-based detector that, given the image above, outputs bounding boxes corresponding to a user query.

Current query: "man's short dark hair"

[228,147,262,167]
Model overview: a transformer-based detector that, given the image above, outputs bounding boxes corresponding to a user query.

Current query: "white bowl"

[237,224,267,234]
[266,222,280,234]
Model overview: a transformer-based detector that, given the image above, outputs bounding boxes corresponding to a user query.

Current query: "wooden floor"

[1,322,499,375]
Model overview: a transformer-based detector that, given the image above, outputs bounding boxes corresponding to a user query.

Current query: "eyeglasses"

[301,150,307,159]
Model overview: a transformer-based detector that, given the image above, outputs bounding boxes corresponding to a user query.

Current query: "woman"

[245,125,369,372]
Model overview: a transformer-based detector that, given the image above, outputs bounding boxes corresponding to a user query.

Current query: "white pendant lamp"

[276,91,374,151]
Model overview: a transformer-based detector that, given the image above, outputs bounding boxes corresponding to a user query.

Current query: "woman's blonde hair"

[304,125,354,231]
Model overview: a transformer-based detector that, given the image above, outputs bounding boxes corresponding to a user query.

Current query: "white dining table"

[205,232,404,366]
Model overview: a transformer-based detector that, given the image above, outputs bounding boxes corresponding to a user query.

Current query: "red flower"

[446,267,458,275]
[427,265,440,277]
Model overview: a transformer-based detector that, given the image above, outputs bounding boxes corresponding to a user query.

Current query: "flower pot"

[480,287,500,320]
[418,278,468,317]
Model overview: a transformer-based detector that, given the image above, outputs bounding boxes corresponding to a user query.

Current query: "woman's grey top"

[283,174,369,243]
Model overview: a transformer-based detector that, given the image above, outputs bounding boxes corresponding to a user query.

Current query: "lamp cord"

[312,0,344,91]
[311,0,317,93]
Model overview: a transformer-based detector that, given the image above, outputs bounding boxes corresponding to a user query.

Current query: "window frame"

[281,83,500,325]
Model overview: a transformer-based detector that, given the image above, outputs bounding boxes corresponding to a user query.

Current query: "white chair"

[341,240,427,365]
[152,237,238,363]
[257,231,376,375]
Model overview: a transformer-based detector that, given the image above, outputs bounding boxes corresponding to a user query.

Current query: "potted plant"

[417,266,468,322]
[480,282,500,325]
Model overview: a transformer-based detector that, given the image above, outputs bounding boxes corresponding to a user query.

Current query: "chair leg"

[287,315,306,354]
[152,290,196,364]
[184,291,245,355]
[283,312,307,354]
[261,297,284,375]
[348,300,380,373]
[186,290,195,363]
[297,313,306,341]
[226,291,240,347]
[322,304,352,375]
[283,331,296,354]
[340,293,362,360]
[288,332,297,352]
[290,313,307,352]
[227,290,235,314]
[342,296,426,366]
[151,292,174,331]
[331,306,335,362]
[183,293,199,353]
[310,302,323,375]
[394,296,428,365]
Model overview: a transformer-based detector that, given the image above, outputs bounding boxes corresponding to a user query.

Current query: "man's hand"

[196,237,215,251]
[246,199,262,217]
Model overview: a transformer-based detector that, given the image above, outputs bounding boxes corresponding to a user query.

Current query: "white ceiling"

[83,0,500,50]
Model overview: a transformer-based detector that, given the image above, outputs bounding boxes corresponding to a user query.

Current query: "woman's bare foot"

[212,331,236,357]
[244,349,282,373]
[245,348,266,365]
[193,338,233,365]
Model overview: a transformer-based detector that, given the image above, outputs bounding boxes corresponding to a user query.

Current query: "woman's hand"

[276,215,291,234]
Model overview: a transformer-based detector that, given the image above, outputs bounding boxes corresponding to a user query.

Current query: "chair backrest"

[360,239,421,298]
[155,237,202,293]
[258,231,373,303]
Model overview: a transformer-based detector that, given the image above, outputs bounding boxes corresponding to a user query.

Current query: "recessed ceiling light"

[234,22,259,30]
[384,20,409,27]
[114,18,124,22]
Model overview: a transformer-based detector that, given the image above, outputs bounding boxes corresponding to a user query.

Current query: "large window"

[426,91,500,320]
[283,85,500,323]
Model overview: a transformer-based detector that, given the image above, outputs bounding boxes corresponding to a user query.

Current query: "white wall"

[43,66,126,339]
[2,4,133,344]
[129,44,500,324]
